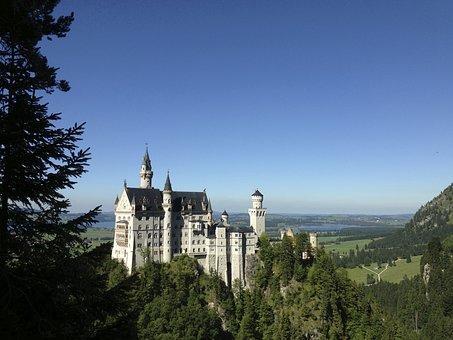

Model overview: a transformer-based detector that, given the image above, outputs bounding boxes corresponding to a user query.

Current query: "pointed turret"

[162,171,173,262]
[164,171,172,192]
[221,210,229,224]
[142,146,151,169]
[139,146,153,188]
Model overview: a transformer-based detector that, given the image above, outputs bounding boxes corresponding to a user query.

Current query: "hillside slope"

[370,184,453,248]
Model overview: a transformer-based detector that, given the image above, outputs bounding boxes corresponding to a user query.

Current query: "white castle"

[112,148,266,286]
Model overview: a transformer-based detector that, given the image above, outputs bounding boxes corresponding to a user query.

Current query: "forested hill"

[370,183,453,249]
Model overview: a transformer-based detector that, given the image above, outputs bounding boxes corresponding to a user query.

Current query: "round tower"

[162,171,173,262]
[309,232,318,249]
[140,146,153,188]
[248,189,266,236]
[221,210,229,224]
[251,189,263,208]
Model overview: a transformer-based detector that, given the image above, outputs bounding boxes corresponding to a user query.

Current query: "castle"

[111,148,266,286]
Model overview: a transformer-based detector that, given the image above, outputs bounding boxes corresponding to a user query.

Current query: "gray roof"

[172,191,208,213]
[126,187,162,211]
[164,172,172,191]
[252,189,263,197]
[142,147,151,169]
[124,187,209,215]
[221,210,228,216]
[228,225,255,233]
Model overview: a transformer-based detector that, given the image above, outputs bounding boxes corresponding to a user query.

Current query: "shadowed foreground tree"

[0,1,101,337]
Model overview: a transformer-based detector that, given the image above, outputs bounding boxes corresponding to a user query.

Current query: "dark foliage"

[0,1,101,337]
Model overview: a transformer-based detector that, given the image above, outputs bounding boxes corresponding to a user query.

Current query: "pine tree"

[279,235,295,285]
[0,1,100,336]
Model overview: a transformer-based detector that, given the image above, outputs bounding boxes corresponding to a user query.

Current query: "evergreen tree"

[0,1,100,336]
[279,235,294,285]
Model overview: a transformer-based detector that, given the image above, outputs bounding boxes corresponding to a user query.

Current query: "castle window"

[203,248,205,252]
[137,243,142,248]
[148,242,151,247]
[148,233,151,238]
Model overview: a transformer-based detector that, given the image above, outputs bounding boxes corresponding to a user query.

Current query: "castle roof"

[125,187,162,211]
[142,147,151,169]
[252,189,263,197]
[123,186,209,216]
[172,191,207,213]
[221,210,228,216]
[164,172,172,191]
[228,225,254,233]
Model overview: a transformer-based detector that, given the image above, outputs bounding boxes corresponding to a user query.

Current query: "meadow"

[82,227,114,248]
[346,255,422,284]
[323,238,372,254]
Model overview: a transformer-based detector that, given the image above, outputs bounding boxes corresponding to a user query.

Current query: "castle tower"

[162,171,173,262]
[207,199,213,222]
[309,232,318,249]
[221,210,229,224]
[140,146,153,188]
[248,189,266,236]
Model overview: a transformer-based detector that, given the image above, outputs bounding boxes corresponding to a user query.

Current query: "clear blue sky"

[44,1,453,214]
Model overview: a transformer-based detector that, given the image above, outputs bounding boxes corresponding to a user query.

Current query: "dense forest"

[1,2,452,339]
[366,236,453,339]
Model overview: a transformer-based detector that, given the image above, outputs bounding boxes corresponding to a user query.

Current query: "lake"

[297,224,373,232]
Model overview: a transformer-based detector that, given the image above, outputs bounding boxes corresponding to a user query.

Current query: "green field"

[82,227,114,248]
[346,255,422,284]
[318,235,340,243]
[324,238,372,254]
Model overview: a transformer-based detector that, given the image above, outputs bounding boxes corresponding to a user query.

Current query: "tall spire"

[140,145,153,188]
[164,171,172,192]
[142,144,151,170]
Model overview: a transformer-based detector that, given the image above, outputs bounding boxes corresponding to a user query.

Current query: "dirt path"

[361,258,403,284]
[361,264,389,282]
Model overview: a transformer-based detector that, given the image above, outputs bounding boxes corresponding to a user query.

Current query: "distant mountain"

[370,184,453,248]
[406,183,453,233]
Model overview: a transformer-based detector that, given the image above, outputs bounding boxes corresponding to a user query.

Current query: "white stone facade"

[111,148,266,286]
